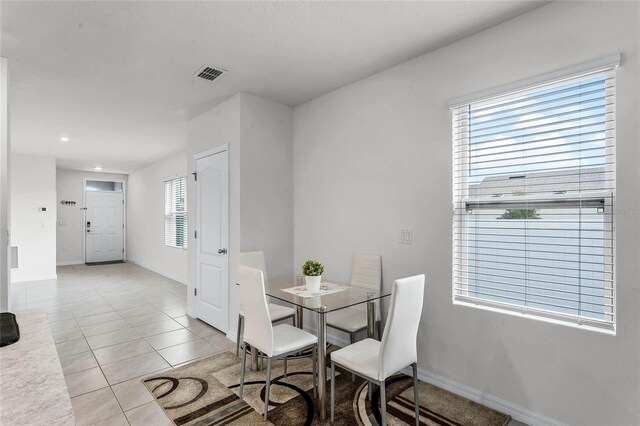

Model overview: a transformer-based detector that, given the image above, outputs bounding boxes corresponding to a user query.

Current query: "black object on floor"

[0,312,20,348]
[86,260,126,266]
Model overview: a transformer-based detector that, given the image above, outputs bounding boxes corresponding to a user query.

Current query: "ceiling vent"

[194,65,227,82]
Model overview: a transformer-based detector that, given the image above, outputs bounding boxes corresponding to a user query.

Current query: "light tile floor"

[11,263,234,426]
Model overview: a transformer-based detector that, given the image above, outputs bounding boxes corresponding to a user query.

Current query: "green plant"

[302,259,324,276]
[498,208,541,219]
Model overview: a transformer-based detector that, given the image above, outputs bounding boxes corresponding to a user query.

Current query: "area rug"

[143,351,511,426]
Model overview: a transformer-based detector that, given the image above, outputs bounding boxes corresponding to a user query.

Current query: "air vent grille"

[194,65,226,82]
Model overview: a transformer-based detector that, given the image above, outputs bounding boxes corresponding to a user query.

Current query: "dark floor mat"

[86,260,125,266]
[0,312,20,347]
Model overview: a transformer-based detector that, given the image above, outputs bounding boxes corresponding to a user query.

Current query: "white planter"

[305,275,322,292]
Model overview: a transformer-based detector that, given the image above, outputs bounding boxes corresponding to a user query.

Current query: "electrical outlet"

[399,229,413,244]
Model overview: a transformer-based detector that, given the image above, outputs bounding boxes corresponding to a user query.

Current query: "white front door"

[195,149,229,331]
[85,192,124,263]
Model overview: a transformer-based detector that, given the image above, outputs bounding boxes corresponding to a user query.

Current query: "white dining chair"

[236,251,296,356]
[330,274,425,426]
[326,253,382,343]
[238,265,318,421]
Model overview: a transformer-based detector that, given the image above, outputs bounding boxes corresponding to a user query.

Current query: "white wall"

[186,93,294,334]
[0,57,10,310]
[239,93,294,282]
[56,169,128,265]
[127,151,188,283]
[187,94,241,326]
[10,154,57,282]
[293,2,639,425]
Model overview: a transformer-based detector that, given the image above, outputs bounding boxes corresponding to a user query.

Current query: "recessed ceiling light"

[60,137,69,142]
[93,166,102,171]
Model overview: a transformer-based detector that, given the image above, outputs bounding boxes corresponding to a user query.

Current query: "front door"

[85,191,123,263]
[195,149,229,331]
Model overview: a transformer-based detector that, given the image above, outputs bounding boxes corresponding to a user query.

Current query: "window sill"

[452,298,616,336]
[165,245,188,251]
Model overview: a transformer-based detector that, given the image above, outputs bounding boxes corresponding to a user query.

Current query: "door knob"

[218,248,227,254]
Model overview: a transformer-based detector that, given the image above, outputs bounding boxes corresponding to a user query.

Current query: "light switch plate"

[399,229,413,244]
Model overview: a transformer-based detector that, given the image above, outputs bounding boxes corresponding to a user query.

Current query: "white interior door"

[85,191,123,263]
[195,149,229,331]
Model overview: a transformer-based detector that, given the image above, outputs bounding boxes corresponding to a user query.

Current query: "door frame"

[192,144,229,323]
[82,177,127,264]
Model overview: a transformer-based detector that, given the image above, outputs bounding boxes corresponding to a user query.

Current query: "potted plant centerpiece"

[302,259,324,292]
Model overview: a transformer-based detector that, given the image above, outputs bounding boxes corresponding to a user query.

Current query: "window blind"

[165,177,187,249]
[452,66,616,331]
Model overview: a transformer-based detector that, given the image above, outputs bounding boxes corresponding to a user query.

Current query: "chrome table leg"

[250,345,260,371]
[317,305,327,420]
[366,292,376,339]
[296,305,304,329]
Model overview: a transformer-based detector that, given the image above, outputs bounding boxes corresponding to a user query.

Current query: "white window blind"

[165,177,187,249]
[452,65,616,331]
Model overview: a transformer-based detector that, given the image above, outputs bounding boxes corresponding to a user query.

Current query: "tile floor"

[11,263,234,426]
[11,263,527,426]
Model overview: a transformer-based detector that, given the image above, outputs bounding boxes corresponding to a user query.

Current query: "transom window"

[165,177,187,249]
[452,62,617,332]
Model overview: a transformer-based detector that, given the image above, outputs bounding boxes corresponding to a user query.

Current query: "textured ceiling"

[1,1,548,173]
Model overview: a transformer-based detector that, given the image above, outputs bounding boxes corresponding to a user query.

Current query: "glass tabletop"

[262,276,391,313]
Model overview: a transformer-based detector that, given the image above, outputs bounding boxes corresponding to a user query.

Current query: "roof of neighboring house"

[468,167,607,198]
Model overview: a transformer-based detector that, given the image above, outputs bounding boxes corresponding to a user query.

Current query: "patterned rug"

[142,351,510,426]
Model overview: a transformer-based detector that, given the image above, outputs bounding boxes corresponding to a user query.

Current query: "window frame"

[164,176,188,250]
[451,59,618,333]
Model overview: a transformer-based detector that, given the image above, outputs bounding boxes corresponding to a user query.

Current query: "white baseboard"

[227,329,237,343]
[407,366,563,426]
[56,260,83,266]
[11,274,58,283]
[127,259,187,285]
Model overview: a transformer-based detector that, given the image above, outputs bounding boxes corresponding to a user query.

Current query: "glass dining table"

[238,276,392,420]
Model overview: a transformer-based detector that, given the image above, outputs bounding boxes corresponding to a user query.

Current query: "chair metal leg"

[350,333,355,382]
[239,344,247,399]
[283,357,287,378]
[368,382,372,401]
[312,344,317,397]
[264,357,272,421]
[380,380,387,426]
[412,363,419,425]
[236,315,244,357]
[376,320,382,341]
[330,361,335,422]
